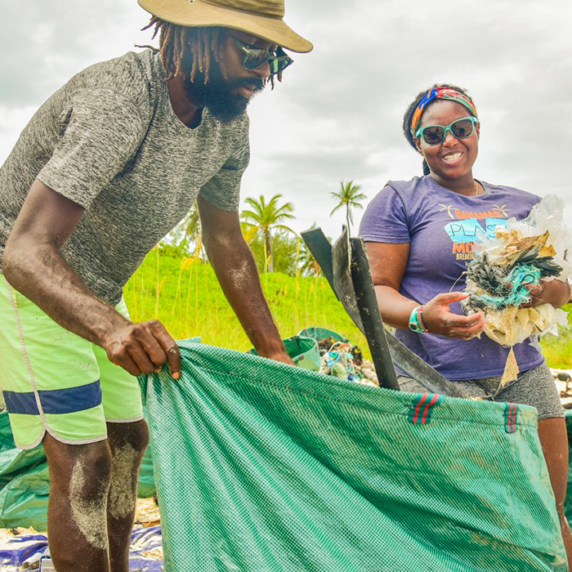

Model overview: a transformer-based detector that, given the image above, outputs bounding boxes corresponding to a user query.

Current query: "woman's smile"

[442,151,463,163]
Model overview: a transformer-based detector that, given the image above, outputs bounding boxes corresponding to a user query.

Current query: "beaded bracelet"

[417,306,429,333]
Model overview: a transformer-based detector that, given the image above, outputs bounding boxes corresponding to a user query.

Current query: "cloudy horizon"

[1,0,571,241]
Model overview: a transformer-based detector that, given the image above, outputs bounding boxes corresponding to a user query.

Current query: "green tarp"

[0,411,49,530]
[143,342,567,572]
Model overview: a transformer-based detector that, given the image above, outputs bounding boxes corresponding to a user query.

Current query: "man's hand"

[257,349,295,366]
[102,319,181,379]
[3,182,183,380]
[522,279,571,309]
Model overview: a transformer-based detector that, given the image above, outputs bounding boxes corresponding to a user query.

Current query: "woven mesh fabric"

[143,343,567,571]
[565,412,572,525]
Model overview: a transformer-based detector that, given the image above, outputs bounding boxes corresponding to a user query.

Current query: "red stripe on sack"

[511,403,517,433]
[413,393,429,424]
[422,393,440,425]
[507,403,515,433]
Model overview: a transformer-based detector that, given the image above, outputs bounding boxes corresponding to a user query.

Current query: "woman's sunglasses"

[229,34,293,76]
[415,116,479,145]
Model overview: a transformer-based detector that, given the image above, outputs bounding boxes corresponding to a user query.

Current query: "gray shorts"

[397,362,564,421]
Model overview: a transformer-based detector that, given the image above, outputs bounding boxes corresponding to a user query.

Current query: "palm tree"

[330,180,367,236]
[179,203,201,244]
[165,201,201,252]
[297,223,324,277]
[241,194,296,272]
[298,242,321,277]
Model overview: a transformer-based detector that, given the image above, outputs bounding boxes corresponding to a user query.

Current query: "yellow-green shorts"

[0,274,143,450]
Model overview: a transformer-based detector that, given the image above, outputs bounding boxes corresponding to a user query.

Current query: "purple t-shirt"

[359,175,545,381]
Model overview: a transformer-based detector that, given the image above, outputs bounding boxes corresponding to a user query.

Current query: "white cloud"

[1,0,571,239]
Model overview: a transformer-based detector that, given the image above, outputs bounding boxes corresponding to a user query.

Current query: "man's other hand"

[103,320,181,379]
[257,349,296,367]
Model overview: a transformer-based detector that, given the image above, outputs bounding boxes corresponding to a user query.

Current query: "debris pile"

[463,195,572,383]
[464,230,561,313]
[317,339,379,387]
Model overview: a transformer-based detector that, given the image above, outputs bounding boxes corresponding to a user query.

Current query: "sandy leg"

[107,420,149,572]
[43,433,112,572]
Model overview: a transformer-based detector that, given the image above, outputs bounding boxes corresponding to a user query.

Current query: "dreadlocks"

[143,18,226,84]
[142,18,281,88]
[402,84,473,175]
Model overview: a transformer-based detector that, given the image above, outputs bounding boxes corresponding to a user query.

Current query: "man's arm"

[3,181,181,378]
[198,196,293,364]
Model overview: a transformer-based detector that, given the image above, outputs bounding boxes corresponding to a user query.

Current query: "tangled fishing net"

[317,337,379,387]
[462,195,572,384]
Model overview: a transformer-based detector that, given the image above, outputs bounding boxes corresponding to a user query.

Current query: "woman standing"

[359,85,572,558]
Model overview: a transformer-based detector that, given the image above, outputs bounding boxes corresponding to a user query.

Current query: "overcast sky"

[1,0,571,240]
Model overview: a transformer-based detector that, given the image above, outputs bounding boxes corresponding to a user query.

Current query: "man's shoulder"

[66,50,160,113]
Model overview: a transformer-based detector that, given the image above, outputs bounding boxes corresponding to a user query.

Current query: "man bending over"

[0,0,312,570]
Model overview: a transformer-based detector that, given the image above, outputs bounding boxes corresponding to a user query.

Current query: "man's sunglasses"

[229,34,293,76]
[415,116,479,145]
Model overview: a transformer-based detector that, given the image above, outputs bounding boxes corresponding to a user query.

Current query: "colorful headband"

[410,87,478,136]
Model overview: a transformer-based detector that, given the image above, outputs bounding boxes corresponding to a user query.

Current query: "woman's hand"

[422,292,486,339]
[522,279,571,309]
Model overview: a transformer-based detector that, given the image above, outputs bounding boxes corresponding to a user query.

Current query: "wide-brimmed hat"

[138,0,313,53]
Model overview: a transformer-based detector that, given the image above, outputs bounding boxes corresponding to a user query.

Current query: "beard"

[185,63,265,123]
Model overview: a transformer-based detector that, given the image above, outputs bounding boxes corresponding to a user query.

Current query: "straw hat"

[138,0,313,53]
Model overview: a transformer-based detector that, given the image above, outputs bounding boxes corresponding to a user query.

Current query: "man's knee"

[76,444,113,495]
[61,446,113,507]
[44,436,112,492]
[107,421,148,520]
[129,420,150,454]
[108,419,149,457]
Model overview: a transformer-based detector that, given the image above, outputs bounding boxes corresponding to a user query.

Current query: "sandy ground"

[0,498,161,537]
[0,498,162,569]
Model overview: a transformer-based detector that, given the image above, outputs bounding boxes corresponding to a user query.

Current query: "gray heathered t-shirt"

[0,49,250,306]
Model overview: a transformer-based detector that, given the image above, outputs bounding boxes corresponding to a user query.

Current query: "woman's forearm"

[374,284,418,330]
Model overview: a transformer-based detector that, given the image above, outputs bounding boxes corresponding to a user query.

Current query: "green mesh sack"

[565,411,572,524]
[251,335,321,372]
[297,327,348,343]
[143,344,567,571]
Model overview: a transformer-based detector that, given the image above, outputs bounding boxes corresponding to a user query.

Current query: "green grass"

[123,247,368,353]
[124,248,572,370]
[540,303,572,369]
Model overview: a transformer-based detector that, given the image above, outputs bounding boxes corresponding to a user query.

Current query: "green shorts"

[0,274,143,450]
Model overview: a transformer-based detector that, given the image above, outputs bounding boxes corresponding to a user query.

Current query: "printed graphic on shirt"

[439,204,510,261]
